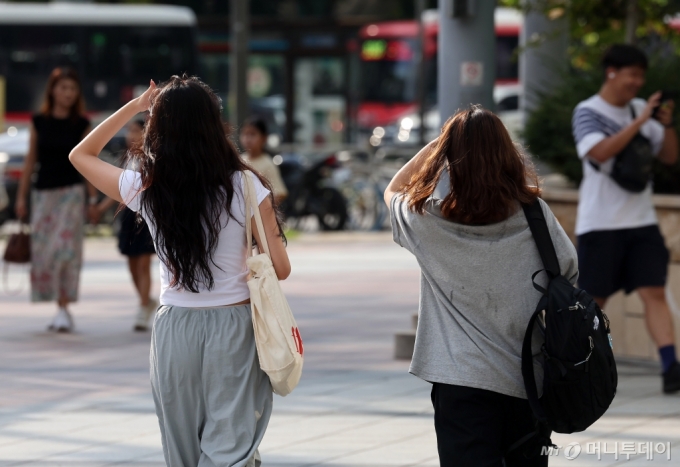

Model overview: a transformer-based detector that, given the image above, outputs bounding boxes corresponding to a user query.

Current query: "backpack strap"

[522,200,561,277]
[506,417,556,457]
[586,104,637,173]
[521,301,549,423]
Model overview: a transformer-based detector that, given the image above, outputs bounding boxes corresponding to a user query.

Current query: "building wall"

[153,0,439,143]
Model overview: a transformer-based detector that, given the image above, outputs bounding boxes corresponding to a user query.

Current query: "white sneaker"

[48,307,74,333]
[133,299,157,332]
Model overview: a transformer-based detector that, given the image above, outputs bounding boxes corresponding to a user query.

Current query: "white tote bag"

[243,171,303,396]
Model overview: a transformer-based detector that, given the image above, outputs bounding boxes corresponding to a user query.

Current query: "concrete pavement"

[0,233,678,466]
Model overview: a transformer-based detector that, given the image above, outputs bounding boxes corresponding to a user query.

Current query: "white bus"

[0,3,198,125]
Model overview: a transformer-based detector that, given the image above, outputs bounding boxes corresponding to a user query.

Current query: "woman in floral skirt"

[15,67,98,332]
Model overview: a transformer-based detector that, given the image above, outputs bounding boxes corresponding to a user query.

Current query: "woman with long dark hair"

[384,106,578,466]
[15,67,98,332]
[69,76,291,466]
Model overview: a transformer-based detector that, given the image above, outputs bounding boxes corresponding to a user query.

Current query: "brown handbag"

[3,223,31,264]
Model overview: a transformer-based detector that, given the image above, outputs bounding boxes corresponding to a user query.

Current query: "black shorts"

[118,207,156,257]
[577,225,669,298]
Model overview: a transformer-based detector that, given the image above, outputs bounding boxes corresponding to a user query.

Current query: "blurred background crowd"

[1,0,680,234]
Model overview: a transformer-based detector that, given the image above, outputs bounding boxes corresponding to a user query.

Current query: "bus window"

[496,35,519,80]
[361,39,418,104]
[0,26,81,112]
[497,95,519,112]
[118,27,195,79]
[0,4,198,121]
[82,27,196,110]
[0,25,196,116]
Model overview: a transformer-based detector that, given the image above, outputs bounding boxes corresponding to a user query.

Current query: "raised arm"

[655,100,679,166]
[69,81,156,201]
[587,92,660,164]
[384,139,437,207]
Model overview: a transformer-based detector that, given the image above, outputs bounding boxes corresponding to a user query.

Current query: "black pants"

[431,383,550,467]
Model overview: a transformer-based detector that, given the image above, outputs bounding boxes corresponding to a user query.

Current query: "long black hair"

[126,75,284,293]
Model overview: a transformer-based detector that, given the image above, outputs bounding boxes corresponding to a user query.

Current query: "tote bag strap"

[243,171,271,258]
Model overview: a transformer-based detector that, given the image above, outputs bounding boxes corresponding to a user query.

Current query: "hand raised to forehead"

[135,80,157,113]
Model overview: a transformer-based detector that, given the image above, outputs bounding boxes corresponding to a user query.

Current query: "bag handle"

[506,308,557,455]
[522,200,561,277]
[243,171,271,258]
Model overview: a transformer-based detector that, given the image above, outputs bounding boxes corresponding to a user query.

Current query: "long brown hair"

[402,106,540,225]
[39,67,85,118]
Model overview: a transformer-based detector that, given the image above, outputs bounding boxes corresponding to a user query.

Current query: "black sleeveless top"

[32,114,90,190]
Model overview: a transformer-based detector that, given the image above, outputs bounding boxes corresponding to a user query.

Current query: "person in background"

[15,67,97,333]
[385,106,578,466]
[240,116,288,204]
[572,44,680,393]
[69,76,290,467]
[93,119,157,331]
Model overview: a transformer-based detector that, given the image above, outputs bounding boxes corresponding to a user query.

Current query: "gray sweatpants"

[150,304,273,467]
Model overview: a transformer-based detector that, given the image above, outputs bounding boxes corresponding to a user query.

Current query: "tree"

[508,0,680,193]
[501,0,680,68]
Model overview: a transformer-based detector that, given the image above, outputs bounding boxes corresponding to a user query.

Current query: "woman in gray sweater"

[385,106,578,467]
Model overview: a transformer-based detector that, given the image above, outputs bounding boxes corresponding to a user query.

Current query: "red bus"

[357,8,523,145]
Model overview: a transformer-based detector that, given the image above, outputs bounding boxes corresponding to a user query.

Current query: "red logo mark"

[292,327,304,356]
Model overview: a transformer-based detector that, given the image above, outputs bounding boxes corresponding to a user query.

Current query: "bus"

[0,3,198,125]
[0,3,198,222]
[357,8,523,144]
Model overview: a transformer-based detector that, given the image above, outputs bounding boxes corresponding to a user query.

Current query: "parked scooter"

[278,153,348,231]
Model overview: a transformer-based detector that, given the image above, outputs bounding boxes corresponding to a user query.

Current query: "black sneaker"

[663,361,680,394]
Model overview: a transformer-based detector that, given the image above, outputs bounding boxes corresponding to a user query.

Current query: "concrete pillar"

[438,0,497,121]
[415,0,427,145]
[519,1,568,116]
[230,0,250,130]
[0,76,5,132]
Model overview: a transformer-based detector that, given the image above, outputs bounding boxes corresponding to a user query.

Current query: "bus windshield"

[361,39,418,103]
[0,25,197,115]
[360,35,519,104]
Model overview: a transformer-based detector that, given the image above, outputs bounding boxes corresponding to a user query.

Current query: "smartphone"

[652,90,678,119]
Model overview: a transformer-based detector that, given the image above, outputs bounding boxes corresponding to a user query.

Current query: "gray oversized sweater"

[390,194,578,399]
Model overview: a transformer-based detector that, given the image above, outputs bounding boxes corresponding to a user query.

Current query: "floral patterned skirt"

[30,184,85,302]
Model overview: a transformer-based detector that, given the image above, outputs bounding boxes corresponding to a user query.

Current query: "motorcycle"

[278,153,348,231]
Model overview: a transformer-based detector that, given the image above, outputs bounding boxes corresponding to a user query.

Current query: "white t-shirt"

[572,95,665,235]
[118,170,270,307]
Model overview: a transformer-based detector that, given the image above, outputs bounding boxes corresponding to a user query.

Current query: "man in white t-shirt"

[572,44,680,393]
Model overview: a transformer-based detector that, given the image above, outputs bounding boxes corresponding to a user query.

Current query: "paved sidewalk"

[0,233,678,466]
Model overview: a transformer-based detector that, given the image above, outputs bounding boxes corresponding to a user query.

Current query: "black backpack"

[521,201,618,434]
[589,105,654,193]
